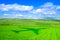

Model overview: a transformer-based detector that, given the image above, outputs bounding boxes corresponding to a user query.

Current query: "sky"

[0,0,60,20]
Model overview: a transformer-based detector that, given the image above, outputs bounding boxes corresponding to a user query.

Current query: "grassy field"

[0,19,60,40]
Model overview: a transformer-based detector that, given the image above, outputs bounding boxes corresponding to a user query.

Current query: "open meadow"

[0,19,60,40]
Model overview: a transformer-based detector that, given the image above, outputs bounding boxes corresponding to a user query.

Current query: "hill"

[0,19,60,40]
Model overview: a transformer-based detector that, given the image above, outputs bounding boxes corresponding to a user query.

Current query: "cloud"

[4,14,9,16]
[32,2,56,14]
[0,2,60,20]
[0,4,33,11]
[15,14,23,17]
[31,2,60,19]
[56,6,60,9]
[32,9,42,14]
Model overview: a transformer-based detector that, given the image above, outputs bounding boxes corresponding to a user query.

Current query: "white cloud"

[15,14,23,17]
[56,6,60,9]
[32,9,42,14]
[4,14,9,16]
[0,2,60,20]
[41,2,54,8]
[0,4,33,11]
[32,2,56,14]
[30,2,60,19]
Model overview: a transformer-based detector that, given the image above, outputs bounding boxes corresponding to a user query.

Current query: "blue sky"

[0,0,60,20]
[0,0,60,6]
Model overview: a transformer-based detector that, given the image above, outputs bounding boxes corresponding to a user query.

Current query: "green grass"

[0,19,60,40]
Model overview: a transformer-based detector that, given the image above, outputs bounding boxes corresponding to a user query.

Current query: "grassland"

[0,19,60,40]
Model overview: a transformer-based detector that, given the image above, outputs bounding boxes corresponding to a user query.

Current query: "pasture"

[0,19,60,40]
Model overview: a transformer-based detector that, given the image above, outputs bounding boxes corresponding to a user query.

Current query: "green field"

[0,19,60,40]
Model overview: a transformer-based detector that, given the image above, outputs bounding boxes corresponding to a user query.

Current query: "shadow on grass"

[11,28,46,35]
